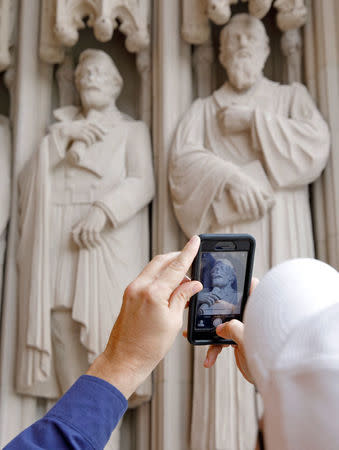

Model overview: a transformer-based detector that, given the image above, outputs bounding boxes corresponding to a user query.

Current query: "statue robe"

[16,106,155,399]
[169,78,330,450]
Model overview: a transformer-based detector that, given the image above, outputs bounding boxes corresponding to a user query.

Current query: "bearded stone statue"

[169,13,330,450]
[16,49,155,449]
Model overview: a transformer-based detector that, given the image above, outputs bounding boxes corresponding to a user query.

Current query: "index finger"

[138,252,180,281]
[155,235,200,291]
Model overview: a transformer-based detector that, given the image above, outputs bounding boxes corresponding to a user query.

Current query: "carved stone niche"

[182,0,307,45]
[242,0,307,29]
[40,0,150,64]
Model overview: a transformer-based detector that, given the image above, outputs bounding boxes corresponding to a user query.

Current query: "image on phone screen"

[195,251,248,330]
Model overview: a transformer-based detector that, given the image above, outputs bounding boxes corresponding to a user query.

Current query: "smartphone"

[187,234,255,345]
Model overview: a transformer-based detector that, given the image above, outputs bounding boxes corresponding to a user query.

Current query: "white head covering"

[243,258,339,450]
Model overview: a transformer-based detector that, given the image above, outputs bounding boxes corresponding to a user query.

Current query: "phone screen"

[195,250,248,330]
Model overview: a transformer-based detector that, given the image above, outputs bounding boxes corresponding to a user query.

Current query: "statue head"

[219,13,270,91]
[75,49,123,112]
[211,260,237,290]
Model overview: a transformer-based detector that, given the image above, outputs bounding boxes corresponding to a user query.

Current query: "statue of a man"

[198,259,238,317]
[16,49,155,445]
[169,13,329,449]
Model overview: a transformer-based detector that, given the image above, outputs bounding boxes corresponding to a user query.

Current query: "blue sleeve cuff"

[45,375,128,449]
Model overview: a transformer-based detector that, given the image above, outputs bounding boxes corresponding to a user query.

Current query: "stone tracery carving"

[40,0,150,63]
[182,0,307,44]
[0,0,11,70]
[281,27,302,83]
[56,52,79,107]
[0,0,17,71]
[136,47,151,127]
[193,41,215,98]
[275,0,307,31]
[182,0,238,44]
[244,0,272,19]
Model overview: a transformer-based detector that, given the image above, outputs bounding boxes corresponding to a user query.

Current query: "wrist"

[227,172,244,190]
[86,352,149,399]
[93,201,116,228]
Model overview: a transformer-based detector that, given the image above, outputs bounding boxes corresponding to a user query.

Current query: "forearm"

[251,108,330,188]
[94,176,155,227]
[4,375,128,449]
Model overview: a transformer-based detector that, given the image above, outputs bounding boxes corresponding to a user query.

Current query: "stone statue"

[0,115,11,310]
[16,49,155,448]
[275,0,307,31]
[207,0,237,25]
[281,28,302,83]
[246,0,272,19]
[169,13,330,450]
[198,259,239,315]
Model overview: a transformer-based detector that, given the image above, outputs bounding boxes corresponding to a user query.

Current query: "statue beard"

[225,52,265,91]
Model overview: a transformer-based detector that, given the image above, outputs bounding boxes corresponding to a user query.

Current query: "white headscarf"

[243,258,339,450]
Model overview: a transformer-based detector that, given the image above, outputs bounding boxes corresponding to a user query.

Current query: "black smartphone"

[187,234,255,345]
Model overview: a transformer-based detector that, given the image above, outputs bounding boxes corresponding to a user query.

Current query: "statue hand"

[217,105,253,135]
[62,120,107,147]
[72,206,107,249]
[228,172,269,221]
[199,292,219,306]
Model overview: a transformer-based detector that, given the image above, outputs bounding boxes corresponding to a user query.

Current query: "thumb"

[216,319,244,345]
[169,281,203,312]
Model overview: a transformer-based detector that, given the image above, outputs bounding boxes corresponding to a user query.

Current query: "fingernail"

[204,357,210,366]
[190,235,200,245]
[191,281,203,294]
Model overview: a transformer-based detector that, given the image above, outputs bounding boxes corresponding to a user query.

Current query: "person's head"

[211,260,236,289]
[244,258,339,449]
[75,49,123,111]
[219,13,270,91]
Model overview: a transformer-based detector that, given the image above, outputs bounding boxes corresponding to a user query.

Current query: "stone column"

[151,1,193,448]
[304,0,339,268]
[0,0,53,445]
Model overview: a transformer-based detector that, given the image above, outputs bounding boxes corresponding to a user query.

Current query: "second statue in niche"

[170,13,330,450]
[16,49,155,446]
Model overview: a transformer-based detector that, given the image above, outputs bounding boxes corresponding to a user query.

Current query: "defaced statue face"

[76,58,122,111]
[219,15,270,90]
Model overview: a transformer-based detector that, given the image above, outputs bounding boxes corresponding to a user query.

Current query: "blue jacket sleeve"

[4,375,128,449]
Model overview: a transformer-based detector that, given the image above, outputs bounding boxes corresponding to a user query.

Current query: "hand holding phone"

[203,278,259,384]
[187,234,255,346]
